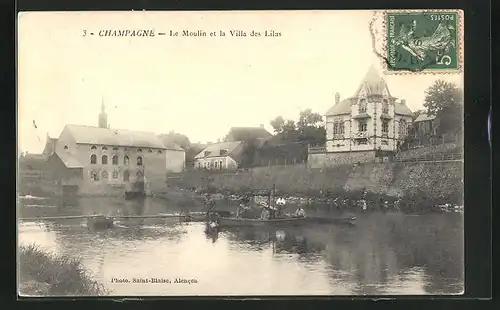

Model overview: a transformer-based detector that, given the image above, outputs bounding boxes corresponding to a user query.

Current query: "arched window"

[102,146,108,150]
[90,145,97,150]
[112,170,119,179]
[90,170,99,181]
[219,161,223,170]
[123,170,130,182]
[214,161,218,169]
[101,170,108,180]
[358,99,367,113]
[137,156,143,166]
[124,155,130,165]
[382,100,389,114]
[90,154,97,164]
[112,155,118,165]
[101,155,108,165]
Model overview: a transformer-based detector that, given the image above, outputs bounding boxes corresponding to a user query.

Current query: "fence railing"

[308,146,327,154]
[394,152,463,163]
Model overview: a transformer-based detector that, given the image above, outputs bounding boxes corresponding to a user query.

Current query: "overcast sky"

[17,10,463,153]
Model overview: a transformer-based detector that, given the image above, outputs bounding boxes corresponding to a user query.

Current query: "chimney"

[335,92,340,104]
[401,99,406,105]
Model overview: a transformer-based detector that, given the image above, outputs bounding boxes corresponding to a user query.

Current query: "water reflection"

[18,196,463,295]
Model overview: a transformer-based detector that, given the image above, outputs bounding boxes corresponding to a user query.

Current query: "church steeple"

[98,97,108,128]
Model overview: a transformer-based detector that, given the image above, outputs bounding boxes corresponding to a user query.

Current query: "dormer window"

[148,149,153,153]
[113,147,119,151]
[64,145,68,150]
[91,145,97,150]
[358,99,367,113]
[137,148,143,152]
[220,149,228,156]
[102,146,108,150]
[204,151,211,157]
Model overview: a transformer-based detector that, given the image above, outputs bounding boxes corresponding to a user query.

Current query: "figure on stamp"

[392,20,456,62]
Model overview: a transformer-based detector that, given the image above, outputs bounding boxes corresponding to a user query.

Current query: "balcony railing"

[352,132,368,139]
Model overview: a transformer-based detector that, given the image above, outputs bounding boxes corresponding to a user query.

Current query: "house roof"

[226,127,272,141]
[54,151,84,169]
[195,141,243,160]
[415,113,437,122]
[65,125,166,149]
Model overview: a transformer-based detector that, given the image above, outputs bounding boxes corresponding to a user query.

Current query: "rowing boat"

[217,216,309,228]
[303,216,357,225]
[87,215,114,230]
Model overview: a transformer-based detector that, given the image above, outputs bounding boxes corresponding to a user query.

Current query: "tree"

[423,80,463,135]
[297,109,323,130]
[282,120,296,135]
[270,116,285,134]
[159,131,191,149]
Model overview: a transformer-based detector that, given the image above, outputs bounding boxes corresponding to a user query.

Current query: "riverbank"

[18,244,108,296]
[166,161,463,213]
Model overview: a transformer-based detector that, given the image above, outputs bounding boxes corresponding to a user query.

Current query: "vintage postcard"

[17,10,464,296]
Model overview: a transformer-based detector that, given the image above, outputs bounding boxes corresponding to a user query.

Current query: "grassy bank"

[18,244,108,296]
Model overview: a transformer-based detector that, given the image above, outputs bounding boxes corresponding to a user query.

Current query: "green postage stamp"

[384,10,463,73]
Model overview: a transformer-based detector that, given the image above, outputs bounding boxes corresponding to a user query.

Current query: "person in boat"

[260,207,271,220]
[204,194,216,219]
[294,206,306,218]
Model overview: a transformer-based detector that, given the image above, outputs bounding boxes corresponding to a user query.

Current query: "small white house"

[194,141,245,171]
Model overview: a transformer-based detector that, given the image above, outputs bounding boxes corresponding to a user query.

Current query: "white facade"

[324,66,413,154]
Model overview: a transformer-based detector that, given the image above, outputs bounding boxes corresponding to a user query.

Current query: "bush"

[19,244,108,296]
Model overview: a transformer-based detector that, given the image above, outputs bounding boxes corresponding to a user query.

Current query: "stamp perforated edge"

[376,9,464,76]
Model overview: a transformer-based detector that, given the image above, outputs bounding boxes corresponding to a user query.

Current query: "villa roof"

[325,98,355,116]
[394,101,413,116]
[64,125,166,149]
[354,65,393,98]
[325,66,413,117]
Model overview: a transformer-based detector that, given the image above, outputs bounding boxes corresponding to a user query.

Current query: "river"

[17,196,464,296]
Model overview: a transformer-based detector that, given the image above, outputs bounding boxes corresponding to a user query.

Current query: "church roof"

[64,125,166,149]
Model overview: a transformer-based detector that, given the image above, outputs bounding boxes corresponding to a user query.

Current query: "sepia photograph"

[17,10,464,296]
